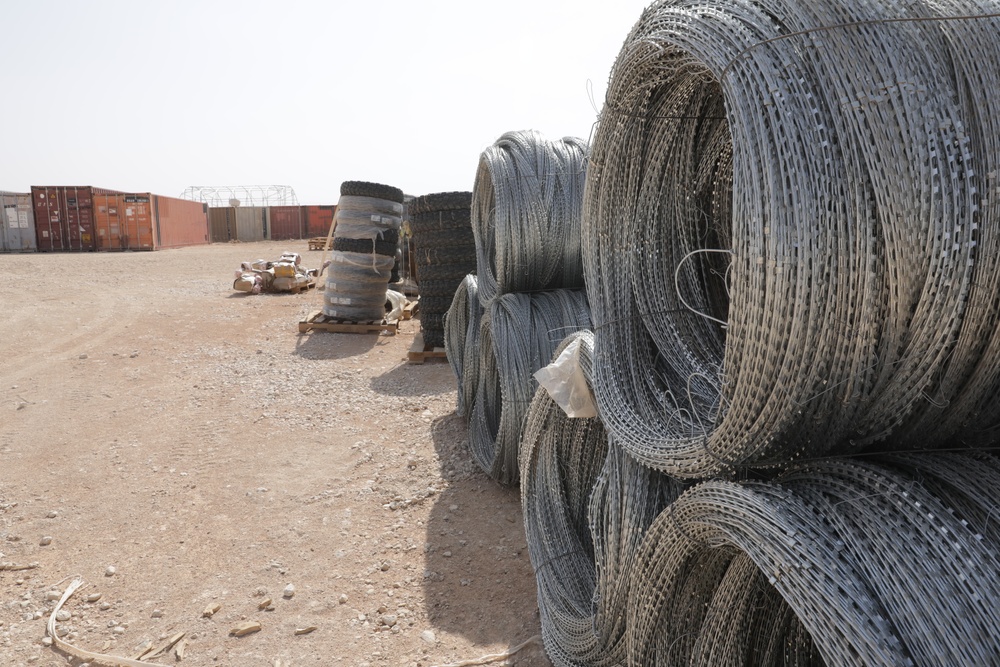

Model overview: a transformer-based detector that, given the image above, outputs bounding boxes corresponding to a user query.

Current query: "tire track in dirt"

[0,291,136,386]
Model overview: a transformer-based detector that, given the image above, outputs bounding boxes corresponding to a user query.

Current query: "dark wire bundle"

[410,191,476,348]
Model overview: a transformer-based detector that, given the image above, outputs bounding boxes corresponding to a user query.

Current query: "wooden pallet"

[308,237,329,251]
[402,299,419,320]
[298,311,398,334]
[281,279,316,294]
[408,332,448,364]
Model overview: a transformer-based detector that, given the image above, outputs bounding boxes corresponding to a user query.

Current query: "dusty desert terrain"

[0,241,551,667]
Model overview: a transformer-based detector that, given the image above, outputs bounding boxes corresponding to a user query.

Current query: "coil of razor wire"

[625,453,1000,666]
[472,130,589,306]
[519,331,686,666]
[519,332,609,666]
[582,0,1000,479]
[469,289,591,485]
[444,274,482,419]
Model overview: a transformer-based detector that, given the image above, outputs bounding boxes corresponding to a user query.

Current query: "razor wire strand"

[586,445,686,666]
[890,0,1000,448]
[519,331,610,667]
[444,274,482,419]
[626,479,911,666]
[468,289,591,485]
[472,130,589,306]
[624,453,1000,666]
[520,330,687,667]
[582,0,1000,479]
[689,552,823,666]
[877,451,1000,543]
[778,456,1000,665]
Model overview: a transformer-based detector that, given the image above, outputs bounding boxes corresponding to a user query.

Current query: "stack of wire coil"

[409,191,477,348]
[469,289,591,485]
[502,1,1000,665]
[582,0,1000,478]
[519,331,686,667]
[323,181,404,322]
[443,274,482,419]
[450,130,593,485]
[471,130,589,306]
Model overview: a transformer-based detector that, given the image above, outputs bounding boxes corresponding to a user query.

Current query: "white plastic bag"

[533,337,598,418]
[385,289,406,321]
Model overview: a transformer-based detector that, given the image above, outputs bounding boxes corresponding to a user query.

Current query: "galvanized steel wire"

[520,332,686,667]
[582,0,1000,479]
[627,454,1000,666]
[444,274,483,418]
[502,2,1000,666]
[472,131,589,305]
[469,290,591,485]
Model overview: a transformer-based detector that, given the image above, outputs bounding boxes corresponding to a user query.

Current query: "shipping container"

[93,193,155,250]
[92,193,209,250]
[304,205,336,238]
[267,205,305,241]
[154,196,209,249]
[30,186,119,251]
[209,207,236,242]
[235,206,266,242]
[0,192,38,252]
[209,206,266,242]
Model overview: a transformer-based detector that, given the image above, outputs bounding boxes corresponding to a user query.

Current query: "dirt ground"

[0,241,552,667]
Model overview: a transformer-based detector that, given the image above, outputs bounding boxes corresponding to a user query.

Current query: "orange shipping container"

[154,196,209,248]
[93,193,209,250]
[93,193,155,250]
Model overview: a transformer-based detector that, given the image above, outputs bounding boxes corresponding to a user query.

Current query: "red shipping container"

[305,205,336,238]
[268,206,305,241]
[154,196,209,249]
[30,186,119,252]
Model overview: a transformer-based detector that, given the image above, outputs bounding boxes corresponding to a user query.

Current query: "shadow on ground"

[370,359,456,397]
[423,413,552,666]
[292,330,382,361]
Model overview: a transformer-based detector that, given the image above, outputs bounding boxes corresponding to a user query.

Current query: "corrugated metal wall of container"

[209,207,235,242]
[30,186,118,251]
[0,192,38,252]
[93,193,156,250]
[267,206,305,241]
[305,205,336,238]
[234,207,266,242]
[154,196,209,249]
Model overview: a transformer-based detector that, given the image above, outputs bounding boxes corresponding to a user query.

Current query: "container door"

[0,196,12,251]
[94,194,124,250]
[123,195,154,249]
[32,189,65,251]
[65,188,96,251]
[15,195,38,251]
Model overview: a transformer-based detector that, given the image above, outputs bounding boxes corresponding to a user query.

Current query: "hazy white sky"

[2,0,652,204]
